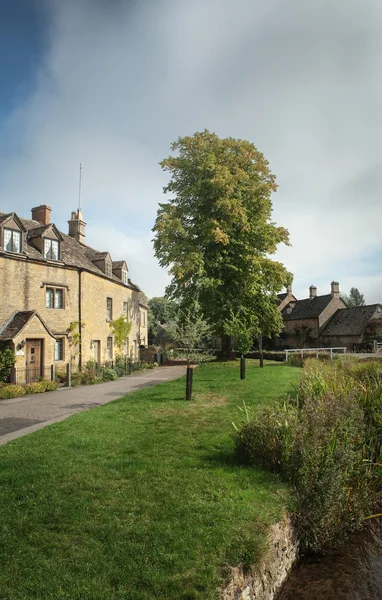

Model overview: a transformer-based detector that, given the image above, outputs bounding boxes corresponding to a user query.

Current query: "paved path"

[0,366,186,446]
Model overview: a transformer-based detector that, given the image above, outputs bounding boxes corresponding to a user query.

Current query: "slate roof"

[0,212,140,291]
[321,305,381,336]
[277,293,288,302]
[0,311,55,341]
[282,294,334,320]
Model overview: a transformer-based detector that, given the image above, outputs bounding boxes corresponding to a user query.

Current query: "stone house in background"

[0,205,148,381]
[320,304,382,351]
[277,281,382,351]
[278,282,347,348]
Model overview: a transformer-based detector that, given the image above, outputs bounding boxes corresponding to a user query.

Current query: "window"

[55,339,64,361]
[105,262,112,277]
[106,297,113,320]
[107,336,113,360]
[123,301,128,315]
[4,228,21,253]
[44,238,60,260]
[122,269,128,285]
[46,287,64,309]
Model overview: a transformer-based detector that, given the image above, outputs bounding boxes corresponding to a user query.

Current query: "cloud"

[0,0,381,302]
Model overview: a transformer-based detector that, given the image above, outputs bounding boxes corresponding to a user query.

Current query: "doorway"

[92,340,100,364]
[25,339,42,383]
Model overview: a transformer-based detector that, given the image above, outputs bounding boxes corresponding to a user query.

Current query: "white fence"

[285,347,347,361]
[376,342,382,353]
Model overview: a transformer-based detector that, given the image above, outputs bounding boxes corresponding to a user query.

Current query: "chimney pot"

[68,209,86,244]
[31,205,52,225]
[309,285,317,299]
[331,281,340,297]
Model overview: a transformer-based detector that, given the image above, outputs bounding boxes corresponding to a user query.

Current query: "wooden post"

[240,355,246,380]
[51,364,55,382]
[10,367,16,384]
[186,364,193,401]
[128,360,132,375]
[66,363,71,387]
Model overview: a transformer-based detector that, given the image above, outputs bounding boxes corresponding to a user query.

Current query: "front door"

[26,339,42,383]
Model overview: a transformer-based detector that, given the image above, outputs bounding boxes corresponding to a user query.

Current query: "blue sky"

[1,0,381,303]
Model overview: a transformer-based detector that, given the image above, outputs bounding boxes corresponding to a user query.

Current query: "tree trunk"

[221,334,235,361]
[258,333,264,368]
[240,355,246,380]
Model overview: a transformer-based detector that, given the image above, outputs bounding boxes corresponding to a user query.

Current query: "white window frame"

[4,228,21,253]
[106,336,113,360]
[105,262,112,277]
[44,238,60,260]
[46,287,64,309]
[122,269,128,285]
[55,338,64,361]
[106,297,113,321]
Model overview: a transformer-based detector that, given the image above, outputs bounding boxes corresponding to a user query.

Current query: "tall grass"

[236,358,382,553]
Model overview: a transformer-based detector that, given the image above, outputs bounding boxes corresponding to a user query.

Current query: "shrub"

[0,384,26,399]
[55,367,67,384]
[24,380,59,394]
[0,345,16,382]
[236,358,382,553]
[100,367,118,381]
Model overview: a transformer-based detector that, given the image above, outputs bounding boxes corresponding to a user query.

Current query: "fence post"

[330,349,333,361]
[51,364,55,382]
[10,367,16,384]
[128,360,132,375]
[66,363,71,387]
[111,360,114,369]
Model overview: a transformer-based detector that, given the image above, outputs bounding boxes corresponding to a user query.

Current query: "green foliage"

[225,312,253,356]
[164,302,212,351]
[0,344,15,382]
[236,358,382,553]
[343,287,366,307]
[101,367,118,381]
[153,130,292,346]
[148,296,178,343]
[0,379,58,399]
[0,384,26,399]
[109,315,132,352]
[66,321,85,366]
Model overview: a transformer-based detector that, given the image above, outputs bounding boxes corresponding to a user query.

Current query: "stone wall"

[222,517,298,600]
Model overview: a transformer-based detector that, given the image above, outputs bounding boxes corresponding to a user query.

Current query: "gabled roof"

[0,212,136,290]
[112,260,127,269]
[282,294,335,320]
[0,212,26,231]
[0,311,56,341]
[28,223,64,241]
[321,305,382,336]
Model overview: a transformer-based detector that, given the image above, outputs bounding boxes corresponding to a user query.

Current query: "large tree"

[153,130,291,358]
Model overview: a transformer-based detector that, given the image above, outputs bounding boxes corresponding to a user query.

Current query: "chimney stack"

[309,285,317,299]
[331,281,340,298]
[287,284,293,294]
[31,205,51,225]
[68,209,86,244]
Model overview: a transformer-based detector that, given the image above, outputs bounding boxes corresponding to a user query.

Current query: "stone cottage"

[0,205,148,381]
[279,282,347,348]
[320,304,382,351]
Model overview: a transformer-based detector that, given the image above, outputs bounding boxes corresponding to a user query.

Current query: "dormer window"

[122,269,128,285]
[44,238,60,260]
[105,262,112,277]
[4,228,21,253]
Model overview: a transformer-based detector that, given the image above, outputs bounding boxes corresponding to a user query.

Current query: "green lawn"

[0,361,300,600]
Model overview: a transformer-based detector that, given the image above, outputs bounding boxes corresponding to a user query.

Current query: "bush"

[0,345,16,382]
[25,380,59,394]
[236,358,382,553]
[100,367,118,381]
[55,367,67,384]
[0,384,26,399]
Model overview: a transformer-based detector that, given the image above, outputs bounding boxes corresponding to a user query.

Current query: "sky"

[1,0,381,303]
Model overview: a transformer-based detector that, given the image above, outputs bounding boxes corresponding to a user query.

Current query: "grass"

[0,361,300,600]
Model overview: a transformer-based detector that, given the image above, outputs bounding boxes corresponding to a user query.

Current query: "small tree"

[0,344,15,382]
[110,315,132,355]
[164,302,212,362]
[66,321,85,368]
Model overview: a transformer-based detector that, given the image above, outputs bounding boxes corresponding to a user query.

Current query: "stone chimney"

[309,285,317,299]
[31,205,51,225]
[331,281,340,298]
[68,209,86,244]
[287,284,293,294]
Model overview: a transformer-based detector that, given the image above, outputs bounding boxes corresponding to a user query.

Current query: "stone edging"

[221,517,298,600]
